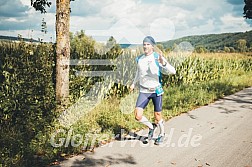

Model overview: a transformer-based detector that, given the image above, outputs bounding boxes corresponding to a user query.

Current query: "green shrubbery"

[0,32,124,166]
[0,41,56,166]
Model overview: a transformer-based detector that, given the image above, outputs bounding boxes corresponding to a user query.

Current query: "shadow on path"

[69,154,137,167]
[115,131,149,144]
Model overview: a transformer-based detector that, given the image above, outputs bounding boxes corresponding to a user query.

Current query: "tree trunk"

[56,0,70,110]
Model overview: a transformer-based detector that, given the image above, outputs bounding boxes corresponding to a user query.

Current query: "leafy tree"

[224,46,230,53]
[229,47,235,53]
[69,31,97,102]
[195,45,207,53]
[244,0,252,19]
[165,48,171,53]
[105,36,122,59]
[236,39,247,52]
[156,44,164,52]
[17,34,23,41]
[106,36,117,49]
[31,0,72,110]
[31,0,52,13]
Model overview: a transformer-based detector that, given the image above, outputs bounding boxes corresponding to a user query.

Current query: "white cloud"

[20,0,31,6]
[70,0,251,42]
[220,14,251,32]
[150,18,175,42]
[70,0,112,16]
[85,18,146,44]
[100,0,137,18]
[70,16,113,31]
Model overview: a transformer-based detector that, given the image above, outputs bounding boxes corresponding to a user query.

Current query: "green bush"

[0,41,56,166]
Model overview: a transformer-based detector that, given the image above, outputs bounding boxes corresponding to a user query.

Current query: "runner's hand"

[158,52,165,66]
[130,84,135,92]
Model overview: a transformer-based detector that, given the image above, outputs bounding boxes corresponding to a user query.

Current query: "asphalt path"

[56,87,252,167]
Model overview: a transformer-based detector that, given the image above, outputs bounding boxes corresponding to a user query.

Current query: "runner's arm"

[159,56,176,75]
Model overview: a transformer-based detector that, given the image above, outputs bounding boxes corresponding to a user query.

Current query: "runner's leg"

[135,93,153,129]
[152,94,165,136]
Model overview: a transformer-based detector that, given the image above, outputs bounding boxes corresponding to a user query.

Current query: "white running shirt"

[133,52,176,93]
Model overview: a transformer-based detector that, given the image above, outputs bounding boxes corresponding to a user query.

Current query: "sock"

[158,119,165,136]
[139,116,153,129]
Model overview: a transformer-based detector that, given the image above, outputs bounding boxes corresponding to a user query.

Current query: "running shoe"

[154,134,165,145]
[148,123,157,140]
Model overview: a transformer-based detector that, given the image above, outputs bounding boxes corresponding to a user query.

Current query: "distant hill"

[159,30,252,51]
[0,35,40,43]
[2,30,251,51]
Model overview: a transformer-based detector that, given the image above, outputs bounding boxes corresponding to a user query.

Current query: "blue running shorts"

[135,93,162,112]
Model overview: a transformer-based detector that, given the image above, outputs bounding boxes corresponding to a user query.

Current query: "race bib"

[155,85,164,96]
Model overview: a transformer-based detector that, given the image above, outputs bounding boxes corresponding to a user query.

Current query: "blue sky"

[0,0,251,43]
